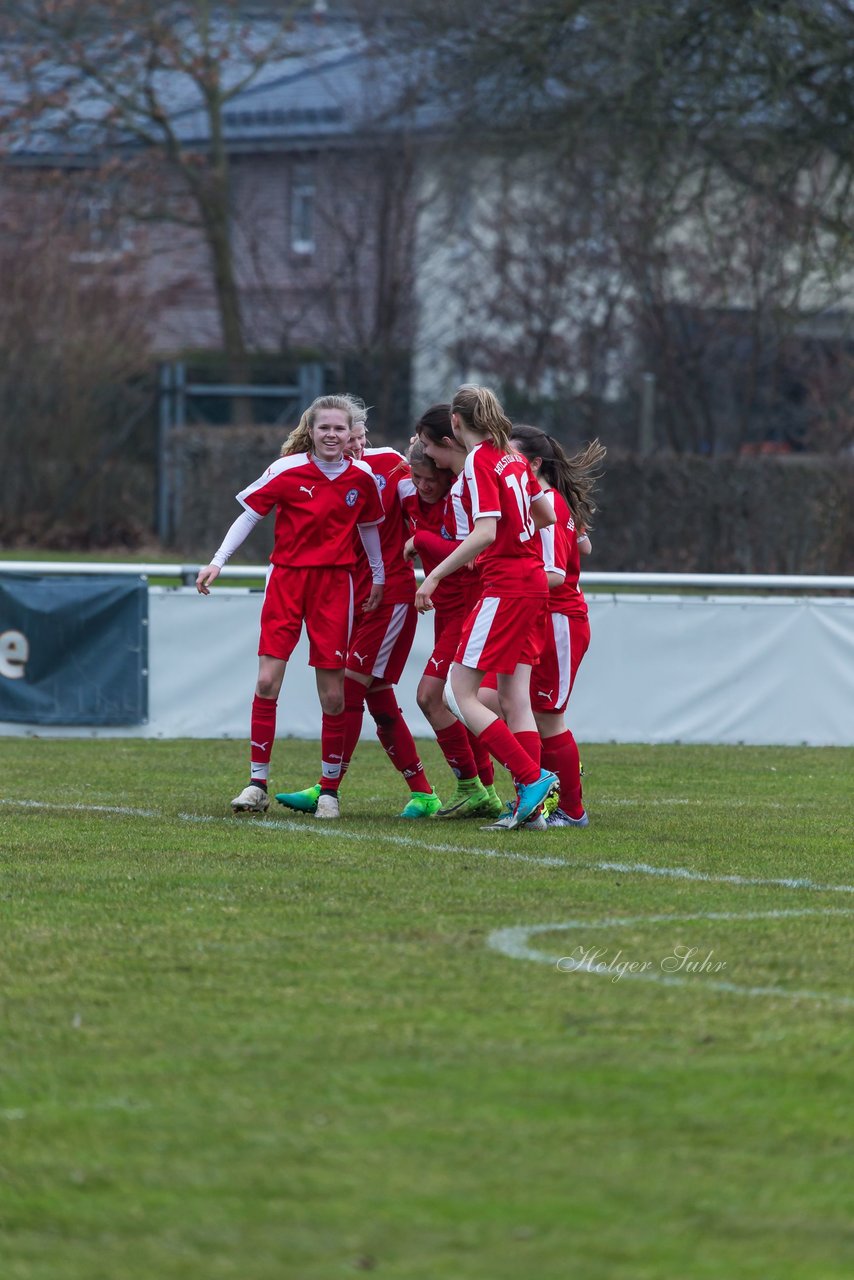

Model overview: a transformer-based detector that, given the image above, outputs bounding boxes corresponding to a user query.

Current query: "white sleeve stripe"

[451,492,471,536]
[540,525,557,573]
[236,452,309,505]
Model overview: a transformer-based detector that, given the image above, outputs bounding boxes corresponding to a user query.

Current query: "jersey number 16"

[503,473,535,543]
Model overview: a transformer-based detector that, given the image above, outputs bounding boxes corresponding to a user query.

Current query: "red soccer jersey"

[399,482,447,539]
[402,479,471,616]
[350,448,417,606]
[545,488,588,618]
[237,452,383,569]
[461,441,548,597]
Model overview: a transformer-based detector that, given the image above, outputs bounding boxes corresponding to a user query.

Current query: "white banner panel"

[2,589,853,746]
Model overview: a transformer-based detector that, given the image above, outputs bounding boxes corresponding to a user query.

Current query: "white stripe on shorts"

[461,596,500,669]
[372,602,410,678]
[553,612,572,707]
[346,575,355,644]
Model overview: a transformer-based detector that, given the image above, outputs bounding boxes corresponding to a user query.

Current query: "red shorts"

[422,606,468,681]
[347,601,417,685]
[259,565,353,667]
[454,594,548,675]
[531,612,590,712]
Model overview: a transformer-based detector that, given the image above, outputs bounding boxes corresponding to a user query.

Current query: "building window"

[67,192,129,261]
[291,165,315,255]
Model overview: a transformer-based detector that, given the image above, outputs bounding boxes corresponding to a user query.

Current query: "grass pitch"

[1,738,852,1280]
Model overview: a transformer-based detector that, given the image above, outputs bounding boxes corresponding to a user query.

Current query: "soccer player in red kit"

[410,409,505,820]
[276,401,442,818]
[485,425,605,827]
[196,395,384,818]
[415,385,559,831]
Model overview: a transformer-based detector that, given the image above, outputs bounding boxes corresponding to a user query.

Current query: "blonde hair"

[451,383,513,453]
[344,394,369,427]
[281,395,354,457]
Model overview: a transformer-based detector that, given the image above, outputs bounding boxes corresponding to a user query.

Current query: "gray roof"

[1,17,437,162]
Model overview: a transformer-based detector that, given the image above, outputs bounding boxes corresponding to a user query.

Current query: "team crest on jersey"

[345,488,359,507]
[375,474,387,490]
[441,525,453,540]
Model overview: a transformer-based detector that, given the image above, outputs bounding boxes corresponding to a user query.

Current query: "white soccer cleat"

[231,784,270,814]
[315,793,340,819]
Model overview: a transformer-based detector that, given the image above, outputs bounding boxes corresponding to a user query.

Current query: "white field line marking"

[598,797,790,808]
[0,798,159,818]
[4,798,854,897]
[179,813,854,896]
[488,909,854,1008]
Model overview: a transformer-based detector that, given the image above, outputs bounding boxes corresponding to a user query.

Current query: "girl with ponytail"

[408,406,504,820]
[414,384,560,831]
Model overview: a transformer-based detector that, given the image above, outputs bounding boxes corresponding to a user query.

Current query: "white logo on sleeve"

[429,657,443,672]
[0,630,29,680]
[352,650,367,665]
[299,485,316,499]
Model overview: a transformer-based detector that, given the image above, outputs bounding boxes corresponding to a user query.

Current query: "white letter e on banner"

[0,630,29,680]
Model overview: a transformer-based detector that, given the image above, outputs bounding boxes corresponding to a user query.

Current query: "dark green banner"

[0,575,148,725]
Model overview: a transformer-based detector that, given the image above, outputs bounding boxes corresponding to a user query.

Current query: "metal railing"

[1,562,852,591]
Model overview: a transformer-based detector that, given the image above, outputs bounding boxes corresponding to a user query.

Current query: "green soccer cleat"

[275,782,321,814]
[543,790,560,819]
[470,783,505,820]
[479,800,516,831]
[399,790,442,819]
[435,777,490,819]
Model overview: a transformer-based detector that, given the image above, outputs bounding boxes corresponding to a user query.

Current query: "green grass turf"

[1,739,852,1280]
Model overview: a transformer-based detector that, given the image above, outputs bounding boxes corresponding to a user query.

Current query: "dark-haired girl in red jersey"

[485,424,605,827]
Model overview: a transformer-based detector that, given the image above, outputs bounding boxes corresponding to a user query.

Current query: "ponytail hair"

[281,394,354,457]
[451,383,513,453]
[510,424,606,530]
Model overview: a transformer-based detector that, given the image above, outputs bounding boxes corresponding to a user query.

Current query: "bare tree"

[0,190,151,544]
[1,1,333,395]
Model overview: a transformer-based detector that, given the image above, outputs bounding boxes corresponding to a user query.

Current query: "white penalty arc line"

[487,909,854,1008]
[4,798,854,898]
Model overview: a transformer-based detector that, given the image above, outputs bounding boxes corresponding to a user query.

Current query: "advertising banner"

[0,575,148,725]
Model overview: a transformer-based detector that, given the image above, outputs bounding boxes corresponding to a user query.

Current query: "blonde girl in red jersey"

[196,395,384,818]
[485,424,605,828]
[277,399,443,819]
[415,384,559,831]
[412,406,505,820]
